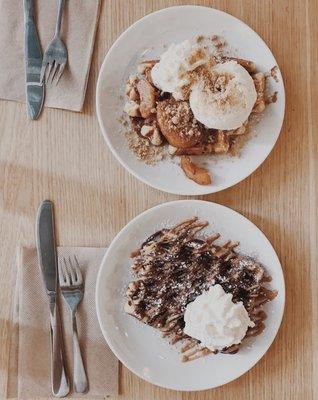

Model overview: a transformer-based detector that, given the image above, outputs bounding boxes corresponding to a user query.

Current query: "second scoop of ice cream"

[190,61,257,130]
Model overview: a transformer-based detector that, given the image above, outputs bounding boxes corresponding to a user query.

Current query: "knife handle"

[24,0,34,20]
[50,303,70,398]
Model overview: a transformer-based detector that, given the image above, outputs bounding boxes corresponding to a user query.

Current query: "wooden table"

[1,1,317,399]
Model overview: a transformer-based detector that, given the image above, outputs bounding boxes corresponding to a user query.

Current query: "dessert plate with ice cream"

[96,6,285,195]
[96,200,285,390]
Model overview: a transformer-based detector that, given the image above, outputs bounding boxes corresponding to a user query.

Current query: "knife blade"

[36,200,69,397]
[24,0,45,120]
[37,200,57,297]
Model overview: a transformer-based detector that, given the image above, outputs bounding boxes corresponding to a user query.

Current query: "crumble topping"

[158,99,201,138]
[125,129,164,165]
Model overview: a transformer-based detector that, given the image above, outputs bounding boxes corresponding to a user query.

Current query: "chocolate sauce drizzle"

[125,217,277,362]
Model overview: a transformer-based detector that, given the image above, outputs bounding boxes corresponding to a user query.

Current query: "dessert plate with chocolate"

[96,6,285,195]
[96,200,285,390]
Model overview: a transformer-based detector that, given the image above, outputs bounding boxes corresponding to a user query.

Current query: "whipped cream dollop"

[184,284,254,351]
[190,61,257,130]
[151,40,208,100]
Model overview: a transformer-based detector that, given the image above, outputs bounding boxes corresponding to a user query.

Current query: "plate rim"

[96,5,286,196]
[95,199,286,391]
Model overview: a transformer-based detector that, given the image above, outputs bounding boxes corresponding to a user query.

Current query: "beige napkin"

[6,247,118,399]
[0,0,101,111]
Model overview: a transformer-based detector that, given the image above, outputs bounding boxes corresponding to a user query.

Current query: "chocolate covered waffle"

[124,218,277,362]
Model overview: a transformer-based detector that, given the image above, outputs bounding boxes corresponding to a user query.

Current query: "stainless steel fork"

[59,256,88,393]
[40,0,68,85]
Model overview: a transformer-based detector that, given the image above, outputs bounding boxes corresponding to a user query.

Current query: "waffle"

[124,218,277,362]
[123,41,272,185]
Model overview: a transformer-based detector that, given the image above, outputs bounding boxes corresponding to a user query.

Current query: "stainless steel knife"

[24,0,45,120]
[36,200,69,397]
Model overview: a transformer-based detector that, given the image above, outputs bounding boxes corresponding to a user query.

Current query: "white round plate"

[96,200,285,391]
[96,6,285,195]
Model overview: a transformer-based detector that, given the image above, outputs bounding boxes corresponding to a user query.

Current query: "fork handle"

[72,312,88,393]
[55,0,65,38]
[50,303,69,397]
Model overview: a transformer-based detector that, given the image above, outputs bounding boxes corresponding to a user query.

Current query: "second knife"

[36,200,69,397]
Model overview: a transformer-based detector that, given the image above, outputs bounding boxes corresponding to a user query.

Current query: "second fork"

[59,256,88,393]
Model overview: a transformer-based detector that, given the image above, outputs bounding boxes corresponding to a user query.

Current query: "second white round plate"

[96,200,285,391]
[96,6,285,195]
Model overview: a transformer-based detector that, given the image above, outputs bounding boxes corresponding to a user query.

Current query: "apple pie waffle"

[124,218,277,362]
[123,35,278,185]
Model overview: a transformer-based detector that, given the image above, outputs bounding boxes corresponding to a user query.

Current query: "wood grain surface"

[0,1,317,399]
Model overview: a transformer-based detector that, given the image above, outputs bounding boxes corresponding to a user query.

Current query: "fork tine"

[45,61,54,84]
[67,256,77,284]
[73,255,83,284]
[59,257,70,286]
[40,64,47,84]
[49,62,59,85]
[54,62,66,85]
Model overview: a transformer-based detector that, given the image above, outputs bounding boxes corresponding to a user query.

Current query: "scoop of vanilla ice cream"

[184,284,254,351]
[189,61,257,130]
[151,40,208,100]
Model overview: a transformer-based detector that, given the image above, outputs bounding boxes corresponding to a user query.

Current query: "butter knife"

[36,201,69,397]
[24,0,45,120]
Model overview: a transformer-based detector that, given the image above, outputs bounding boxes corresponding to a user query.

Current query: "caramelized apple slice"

[136,78,157,118]
[180,156,212,185]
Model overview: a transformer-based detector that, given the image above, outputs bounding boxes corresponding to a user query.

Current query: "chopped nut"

[140,125,154,137]
[150,129,163,146]
[129,75,139,85]
[126,75,140,98]
[253,72,265,91]
[171,116,180,125]
[124,101,140,117]
[129,87,140,101]
[253,102,266,113]
[140,125,162,146]
[138,60,158,74]
[168,145,178,155]
[214,131,230,153]
[180,156,212,185]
